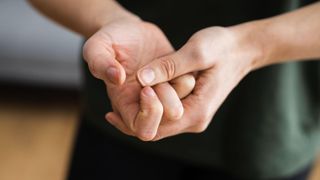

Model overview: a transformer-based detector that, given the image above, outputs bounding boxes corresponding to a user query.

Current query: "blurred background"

[0,1,319,180]
[0,0,81,180]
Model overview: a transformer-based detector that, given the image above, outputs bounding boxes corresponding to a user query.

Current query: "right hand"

[83,16,195,141]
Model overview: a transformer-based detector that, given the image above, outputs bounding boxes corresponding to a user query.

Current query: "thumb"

[137,43,209,86]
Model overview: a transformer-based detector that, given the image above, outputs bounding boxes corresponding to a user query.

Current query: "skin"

[84,19,196,140]
[127,2,320,140]
[28,0,195,141]
[29,0,320,141]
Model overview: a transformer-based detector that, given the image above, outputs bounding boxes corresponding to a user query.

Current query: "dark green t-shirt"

[82,0,320,179]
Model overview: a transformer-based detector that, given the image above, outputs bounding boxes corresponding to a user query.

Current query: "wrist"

[229,20,273,71]
[87,1,141,37]
[97,9,141,28]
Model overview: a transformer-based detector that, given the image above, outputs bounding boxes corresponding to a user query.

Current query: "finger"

[153,82,183,121]
[134,86,163,141]
[83,38,126,85]
[137,43,212,86]
[150,97,195,141]
[105,112,134,136]
[152,99,203,141]
[154,69,221,141]
[170,73,196,99]
[152,113,188,141]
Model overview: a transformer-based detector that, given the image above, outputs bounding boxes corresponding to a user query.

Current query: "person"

[28,0,320,179]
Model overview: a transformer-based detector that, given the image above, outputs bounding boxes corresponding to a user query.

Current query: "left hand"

[110,26,262,140]
[84,18,195,141]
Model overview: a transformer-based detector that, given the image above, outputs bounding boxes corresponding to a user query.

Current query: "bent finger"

[137,43,210,87]
[105,112,134,136]
[153,82,184,121]
[83,38,126,85]
[134,86,163,141]
[170,73,196,99]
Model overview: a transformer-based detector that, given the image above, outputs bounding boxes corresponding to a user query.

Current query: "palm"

[91,21,173,121]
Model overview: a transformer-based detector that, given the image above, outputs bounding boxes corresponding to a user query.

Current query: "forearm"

[28,0,139,37]
[232,2,320,69]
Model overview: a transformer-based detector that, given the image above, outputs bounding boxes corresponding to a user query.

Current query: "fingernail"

[139,68,155,85]
[143,87,156,97]
[106,67,118,84]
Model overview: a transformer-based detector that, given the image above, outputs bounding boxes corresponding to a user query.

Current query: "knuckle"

[193,49,209,68]
[192,110,211,133]
[167,111,182,121]
[146,101,164,115]
[158,58,177,80]
[168,106,183,121]
[192,120,209,133]
[187,38,211,68]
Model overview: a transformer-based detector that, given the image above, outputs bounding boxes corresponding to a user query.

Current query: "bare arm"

[138,2,320,87]
[133,2,320,140]
[27,0,196,141]
[232,2,320,69]
[28,0,138,37]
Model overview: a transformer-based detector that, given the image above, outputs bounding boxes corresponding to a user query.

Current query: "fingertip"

[106,65,126,85]
[105,112,113,119]
[105,112,123,125]
[139,86,163,118]
[185,74,196,91]
[140,86,163,116]
[106,67,119,84]
[105,112,115,124]
[137,68,155,86]
[141,86,156,97]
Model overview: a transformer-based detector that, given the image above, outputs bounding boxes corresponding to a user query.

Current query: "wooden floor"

[0,85,79,180]
[0,84,319,180]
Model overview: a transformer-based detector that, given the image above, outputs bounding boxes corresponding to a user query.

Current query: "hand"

[83,17,195,141]
[129,26,261,140]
